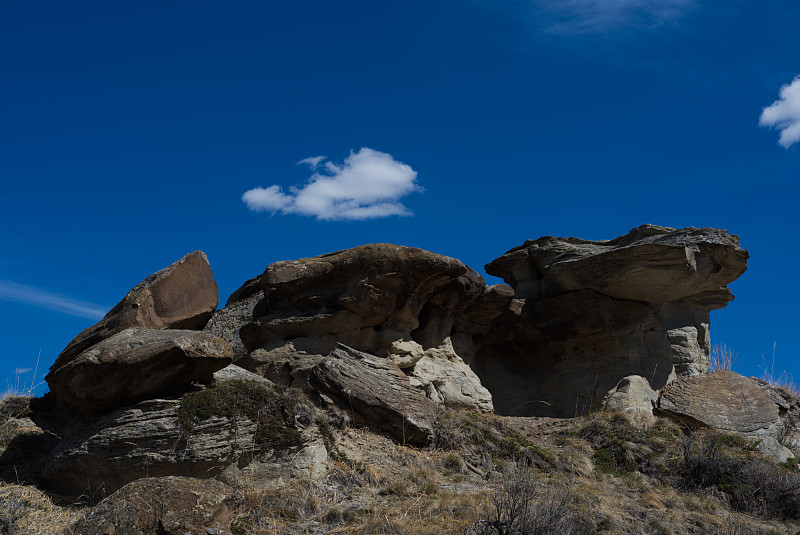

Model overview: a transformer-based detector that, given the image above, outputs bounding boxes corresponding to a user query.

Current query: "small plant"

[709,344,738,372]
[759,342,800,397]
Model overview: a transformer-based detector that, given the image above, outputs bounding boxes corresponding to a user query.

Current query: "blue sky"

[1,0,798,394]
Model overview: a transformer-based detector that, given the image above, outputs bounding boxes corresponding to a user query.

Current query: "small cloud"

[0,280,108,320]
[14,368,31,375]
[243,148,421,221]
[297,155,327,170]
[760,75,800,148]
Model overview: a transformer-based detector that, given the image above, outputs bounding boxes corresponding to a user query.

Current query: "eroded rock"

[46,327,233,414]
[657,370,781,437]
[476,225,748,417]
[309,344,437,446]
[49,251,219,373]
[64,476,240,535]
[220,244,509,411]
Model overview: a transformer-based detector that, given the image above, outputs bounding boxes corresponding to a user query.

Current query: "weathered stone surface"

[213,363,272,386]
[64,476,240,535]
[50,251,219,372]
[757,437,794,464]
[603,375,657,422]
[41,398,259,496]
[474,225,748,417]
[309,344,437,446]
[47,327,232,414]
[221,244,510,411]
[657,371,781,437]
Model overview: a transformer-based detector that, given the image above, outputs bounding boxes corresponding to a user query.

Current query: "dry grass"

[710,344,739,373]
[0,483,82,534]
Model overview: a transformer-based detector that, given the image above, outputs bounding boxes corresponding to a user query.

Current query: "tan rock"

[50,251,219,372]
[309,344,437,446]
[47,327,232,414]
[603,375,657,423]
[64,476,239,535]
[657,370,781,437]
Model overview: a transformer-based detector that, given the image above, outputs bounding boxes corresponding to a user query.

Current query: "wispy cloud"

[489,0,697,35]
[14,368,31,375]
[243,148,421,221]
[0,280,107,320]
[760,75,800,148]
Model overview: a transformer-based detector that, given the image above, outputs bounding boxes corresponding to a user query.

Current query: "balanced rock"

[309,344,437,446]
[46,327,232,414]
[657,370,781,437]
[64,476,240,535]
[50,251,219,373]
[209,244,510,411]
[476,225,748,417]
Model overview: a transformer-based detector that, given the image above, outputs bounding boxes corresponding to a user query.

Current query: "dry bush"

[709,344,738,372]
[676,431,800,519]
[467,466,594,535]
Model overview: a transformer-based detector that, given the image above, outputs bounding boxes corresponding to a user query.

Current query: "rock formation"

[48,250,219,370]
[47,328,233,414]
[475,224,748,417]
[206,243,512,412]
[310,344,437,446]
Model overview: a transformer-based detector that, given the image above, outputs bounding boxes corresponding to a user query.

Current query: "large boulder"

[309,344,437,446]
[63,476,240,535]
[46,328,233,414]
[210,244,511,411]
[477,225,748,417]
[49,251,219,372]
[656,370,782,437]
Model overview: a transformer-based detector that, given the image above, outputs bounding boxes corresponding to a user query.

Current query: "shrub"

[178,380,309,450]
[468,466,594,535]
[676,431,800,519]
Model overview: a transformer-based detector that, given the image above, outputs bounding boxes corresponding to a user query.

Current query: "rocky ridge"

[5,224,799,535]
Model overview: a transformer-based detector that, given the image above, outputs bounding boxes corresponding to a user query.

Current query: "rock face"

[46,328,233,414]
[602,375,658,422]
[657,371,781,437]
[478,225,748,417]
[65,476,240,535]
[49,251,219,372]
[310,344,437,446]
[42,398,259,496]
[209,244,512,411]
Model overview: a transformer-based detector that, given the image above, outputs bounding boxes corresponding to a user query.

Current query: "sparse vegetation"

[178,380,309,450]
[710,344,739,372]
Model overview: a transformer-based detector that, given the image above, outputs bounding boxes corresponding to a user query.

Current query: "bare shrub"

[468,466,594,535]
[709,344,738,372]
[676,431,800,519]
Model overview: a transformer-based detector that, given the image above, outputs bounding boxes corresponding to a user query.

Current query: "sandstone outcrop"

[310,344,437,446]
[602,375,658,422]
[209,244,511,411]
[64,476,240,535]
[46,327,233,414]
[476,225,748,417]
[657,370,781,437]
[41,398,257,496]
[48,251,219,372]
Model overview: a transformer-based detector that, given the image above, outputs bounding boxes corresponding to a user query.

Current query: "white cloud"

[0,280,107,320]
[297,155,326,169]
[14,368,31,375]
[243,148,421,221]
[760,75,800,148]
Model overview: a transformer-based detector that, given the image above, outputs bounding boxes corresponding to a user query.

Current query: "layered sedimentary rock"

[477,225,748,417]
[310,344,437,446]
[47,328,233,414]
[207,244,513,411]
[49,251,219,372]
